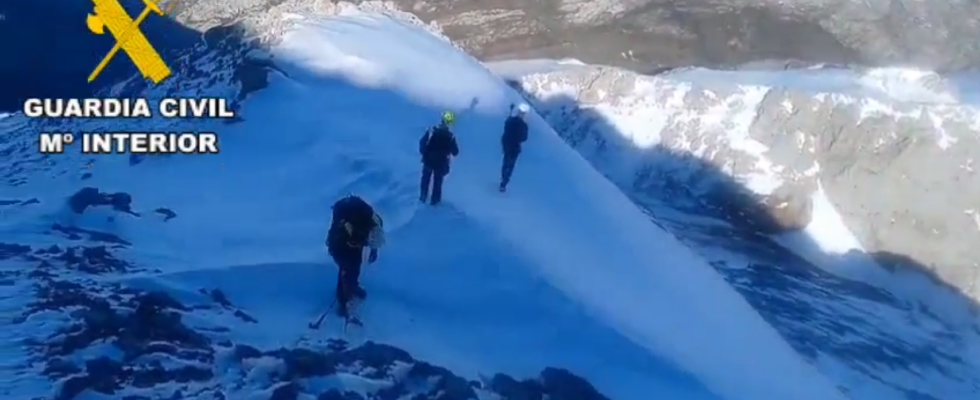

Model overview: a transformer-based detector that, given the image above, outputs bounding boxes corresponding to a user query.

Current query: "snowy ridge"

[496,63,980,300]
[270,12,848,400]
[0,7,852,400]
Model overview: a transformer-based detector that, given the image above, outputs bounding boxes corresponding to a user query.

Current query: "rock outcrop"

[4,228,611,400]
[505,64,980,298]
[342,0,980,71]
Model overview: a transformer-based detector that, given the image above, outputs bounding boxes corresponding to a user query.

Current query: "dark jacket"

[501,116,528,154]
[327,196,380,251]
[419,125,459,172]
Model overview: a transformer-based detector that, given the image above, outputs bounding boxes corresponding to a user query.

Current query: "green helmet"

[441,111,455,125]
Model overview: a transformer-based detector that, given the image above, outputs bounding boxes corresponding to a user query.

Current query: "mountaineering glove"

[368,248,379,263]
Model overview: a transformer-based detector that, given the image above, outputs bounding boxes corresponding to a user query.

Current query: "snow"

[857,67,959,104]
[0,9,851,400]
[772,183,872,277]
[487,58,589,78]
[769,184,972,322]
[653,66,974,106]
[265,12,845,400]
[491,60,980,296]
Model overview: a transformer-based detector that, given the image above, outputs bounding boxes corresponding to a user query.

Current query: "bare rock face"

[504,64,980,298]
[164,0,980,70]
[349,0,980,72]
[506,66,822,234]
[750,85,980,293]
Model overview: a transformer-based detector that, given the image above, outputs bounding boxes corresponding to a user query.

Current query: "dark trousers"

[420,164,446,204]
[329,246,363,309]
[500,151,520,187]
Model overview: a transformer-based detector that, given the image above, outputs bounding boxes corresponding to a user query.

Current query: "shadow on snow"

[505,79,980,400]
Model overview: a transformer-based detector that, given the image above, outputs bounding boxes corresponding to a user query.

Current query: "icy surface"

[0,8,849,400]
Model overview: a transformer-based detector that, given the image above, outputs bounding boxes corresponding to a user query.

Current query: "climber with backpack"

[499,103,530,192]
[325,194,386,318]
[418,111,460,205]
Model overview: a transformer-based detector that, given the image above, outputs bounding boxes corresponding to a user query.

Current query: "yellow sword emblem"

[86,0,178,84]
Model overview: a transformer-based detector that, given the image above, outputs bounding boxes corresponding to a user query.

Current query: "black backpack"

[419,126,453,156]
[332,195,376,234]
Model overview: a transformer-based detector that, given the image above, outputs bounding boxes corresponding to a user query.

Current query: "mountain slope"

[170,0,980,72]
[494,60,980,400]
[494,62,980,300]
[2,6,847,400]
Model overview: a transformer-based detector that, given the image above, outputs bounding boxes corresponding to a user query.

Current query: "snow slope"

[0,7,849,400]
[493,60,980,399]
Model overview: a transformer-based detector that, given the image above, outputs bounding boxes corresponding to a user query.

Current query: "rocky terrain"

[4,1,980,399]
[0,203,607,400]
[0,6,610,399]
[499,65,980,400]
[370,0,980,71]
[156,0,980,302]
[500,64,980,301]
[160,0,980,71]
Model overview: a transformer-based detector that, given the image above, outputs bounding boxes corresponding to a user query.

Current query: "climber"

[499,103,530,192]
[325,194,386,317]
[418,111,460,205]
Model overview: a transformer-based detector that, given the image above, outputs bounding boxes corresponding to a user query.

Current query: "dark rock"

[340,342,414,372]
[539,368,610,400]
[55,357,125,400]
[27,280,105,319]
[233,309,258,323]
[488,374,543,400]
[235,57,273,101]
[108,192,133,213]
[131,291,189,312]
[202,23,249,48]
[68,187,103,214]
[32,286,211,364]
[0,242,31,259]
[67,187,139,216]
[209,288,232,307]
[275,348,337,379]
[35,245,63,255]
[270,382,300,400]
[402,362,477,400]
[52,245,132,273]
